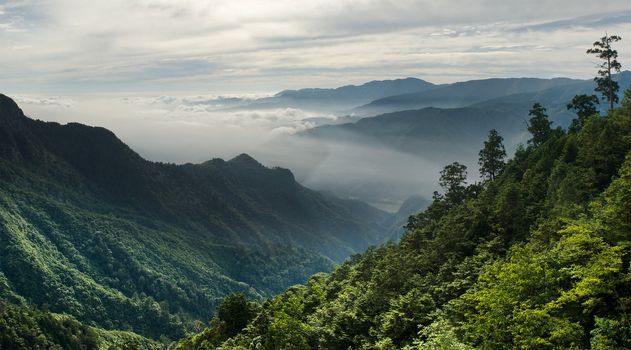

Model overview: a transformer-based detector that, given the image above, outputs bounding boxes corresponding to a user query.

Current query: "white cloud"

[14,95,75,108]
[1,1,630,95]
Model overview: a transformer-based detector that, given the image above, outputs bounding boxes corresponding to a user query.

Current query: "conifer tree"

[527,103,552,146]
[621,87,631,114]
[567,94,599,131]
[587,34,622,111]
[478,129,506,181]
[439,162,468,204]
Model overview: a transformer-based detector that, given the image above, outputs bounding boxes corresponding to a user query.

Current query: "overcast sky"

[2,0,631,95]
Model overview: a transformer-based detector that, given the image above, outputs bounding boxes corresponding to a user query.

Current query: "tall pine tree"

[527,103,552,147]
[587,34,622,111]
[478,129,506,181]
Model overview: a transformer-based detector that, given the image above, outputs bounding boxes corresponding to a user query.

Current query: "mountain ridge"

[352,76,586,116]
[0,94,392,340]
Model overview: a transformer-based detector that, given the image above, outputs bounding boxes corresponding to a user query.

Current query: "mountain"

[473,71,631,119]
[236,77,437,112]
[353,77,585,116]
[305,104,529,164]
[289,104,529,211]
[0,94,390,340]
[381,195,430,241]
[175,92,631,350]
[298,73,631,206]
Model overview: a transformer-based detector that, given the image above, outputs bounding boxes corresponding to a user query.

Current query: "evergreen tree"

[216,293,257,338]
[567,94,599,131]
[587,34,622,111]
[439,162,468,204]
[621,86,631,114]
[478,129,507,181]
[527,103,552,146]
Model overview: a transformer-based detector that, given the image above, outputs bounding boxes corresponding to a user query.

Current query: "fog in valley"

[15,94,455,211]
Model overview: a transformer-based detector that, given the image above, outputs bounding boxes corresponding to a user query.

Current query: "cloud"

[2,1,631,95]
[15,93,333,158]
[14,95,75,108]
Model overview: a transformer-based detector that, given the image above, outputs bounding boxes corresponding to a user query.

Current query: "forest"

[174,35,631,349]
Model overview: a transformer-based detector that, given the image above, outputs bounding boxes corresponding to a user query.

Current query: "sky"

[2,0,631,209]
[2,0,631,95]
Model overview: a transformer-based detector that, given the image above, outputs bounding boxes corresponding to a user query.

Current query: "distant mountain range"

[0,94,394,339]
[268,77,436,111]
[305,104,528,163]
[304,72,631,157]
[223,72,631,119]
[351,77,584,116]
[216,77,437,113]
[270,72,631,209]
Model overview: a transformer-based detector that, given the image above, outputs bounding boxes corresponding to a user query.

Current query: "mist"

[15,93,455,211]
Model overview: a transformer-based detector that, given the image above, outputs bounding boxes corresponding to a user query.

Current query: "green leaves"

[478,129,507,181]
[527,103,553,147]
[460,224,624,349]
[587,34,623,111]
[592,151,631,241]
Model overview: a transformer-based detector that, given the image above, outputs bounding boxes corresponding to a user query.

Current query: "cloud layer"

[2,1,631,94]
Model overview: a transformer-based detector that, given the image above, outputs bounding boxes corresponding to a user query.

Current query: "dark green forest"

[175,38,631,349]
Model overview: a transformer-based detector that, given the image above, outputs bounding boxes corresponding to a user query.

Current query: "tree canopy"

[478,129,507,181]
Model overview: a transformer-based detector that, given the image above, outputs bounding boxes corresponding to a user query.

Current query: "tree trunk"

[608,56,614,111]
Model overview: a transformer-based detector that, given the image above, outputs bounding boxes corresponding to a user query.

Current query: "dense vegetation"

[0,93,393,344]
[176,76,631,348]
[3,35,630,350]
[0,301,160,350]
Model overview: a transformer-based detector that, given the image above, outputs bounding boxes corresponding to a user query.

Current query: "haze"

[3,0,631,210]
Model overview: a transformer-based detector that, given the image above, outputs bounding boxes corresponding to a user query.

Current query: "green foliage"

[567,94,599,132]
[177,98,631,350]
[592,151,631,241]
[460,224,624,349]
[439,162,469,204]
[587,34,623,110]
[478,129,506,181]
[527,102,552,146]
[411,318,473,350]
[0,301,160,350]
[216,293,258,338]
[622,86,631,113]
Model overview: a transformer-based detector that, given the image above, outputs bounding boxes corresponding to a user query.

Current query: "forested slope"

[177,89,631,349]
[0,94,390,343]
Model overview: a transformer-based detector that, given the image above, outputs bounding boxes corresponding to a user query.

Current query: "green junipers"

[176,84,631,349]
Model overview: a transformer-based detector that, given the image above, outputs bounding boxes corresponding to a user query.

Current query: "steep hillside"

[176,88,631,350]
[0,94,390,341]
